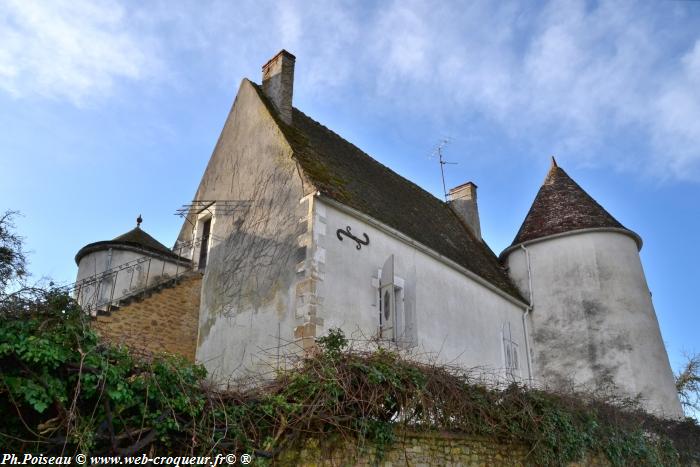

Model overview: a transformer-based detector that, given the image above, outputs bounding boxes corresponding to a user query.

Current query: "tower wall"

[75,247,183,313]
[505,229,683,418]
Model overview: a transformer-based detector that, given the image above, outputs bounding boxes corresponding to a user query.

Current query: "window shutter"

[380,255,395,339]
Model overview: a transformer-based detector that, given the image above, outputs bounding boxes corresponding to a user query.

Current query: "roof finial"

[551,155,558,168]
[136,214,142,228]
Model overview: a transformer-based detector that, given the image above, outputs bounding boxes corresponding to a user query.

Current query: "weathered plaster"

[504,230,683,418]
[177,80,312,380]
[317,198,530,381]
[76,248,183,311]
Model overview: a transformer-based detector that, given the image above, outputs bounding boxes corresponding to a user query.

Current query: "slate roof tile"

[251,82,524,301]
[511,160,636,247]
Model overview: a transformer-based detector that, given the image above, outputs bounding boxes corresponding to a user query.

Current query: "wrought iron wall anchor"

[336,226,370,250]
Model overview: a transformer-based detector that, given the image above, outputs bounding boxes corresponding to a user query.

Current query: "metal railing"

[63,237,203,315]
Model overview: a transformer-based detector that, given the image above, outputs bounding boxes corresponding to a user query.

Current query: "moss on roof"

[511,162,637,247]
[251,82,523,301]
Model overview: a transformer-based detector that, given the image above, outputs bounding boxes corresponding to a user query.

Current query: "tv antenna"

[430,138,457,200]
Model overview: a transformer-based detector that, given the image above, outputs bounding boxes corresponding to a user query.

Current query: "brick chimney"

[448,182,481,240]
[262,50,295,124]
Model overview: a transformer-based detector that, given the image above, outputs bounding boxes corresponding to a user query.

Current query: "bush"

[1,303,698,466]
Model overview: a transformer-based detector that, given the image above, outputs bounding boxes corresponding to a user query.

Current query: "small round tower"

[74,216,190,314]
[501,159,683,418]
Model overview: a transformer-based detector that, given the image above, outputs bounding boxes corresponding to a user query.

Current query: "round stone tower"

[501,159,683,418]
[74,216,190,314]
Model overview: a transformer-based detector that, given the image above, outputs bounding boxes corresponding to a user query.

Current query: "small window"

[198,218,211,271]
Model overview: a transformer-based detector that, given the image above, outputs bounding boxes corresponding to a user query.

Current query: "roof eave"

[499,227,643,261]
[317,194,528,307]
[75,240,191,266]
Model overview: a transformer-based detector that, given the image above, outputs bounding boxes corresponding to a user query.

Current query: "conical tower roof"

[75,216,184,264]
[111,226,173,256]
[511,159,639,248]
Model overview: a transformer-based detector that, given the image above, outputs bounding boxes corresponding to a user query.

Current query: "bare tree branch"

[676,352,700,417]
[0,210,27,295]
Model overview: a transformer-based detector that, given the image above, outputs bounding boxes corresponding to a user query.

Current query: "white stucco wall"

[186,80,532,385]
[185,80,310,382]
[75,248,184,312]
[504,230,683,418]
[315,197,531,382]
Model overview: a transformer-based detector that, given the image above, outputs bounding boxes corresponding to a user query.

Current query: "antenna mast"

[432,138,457,200]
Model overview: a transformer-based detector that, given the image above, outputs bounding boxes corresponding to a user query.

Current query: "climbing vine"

[0,293,698,465]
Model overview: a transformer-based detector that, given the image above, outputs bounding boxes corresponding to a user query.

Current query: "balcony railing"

[63,237,203,315]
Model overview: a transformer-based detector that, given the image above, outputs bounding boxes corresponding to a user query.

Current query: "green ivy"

[0,298,698,465]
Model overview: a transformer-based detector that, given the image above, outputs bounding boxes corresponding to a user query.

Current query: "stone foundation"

[276,431,610,466]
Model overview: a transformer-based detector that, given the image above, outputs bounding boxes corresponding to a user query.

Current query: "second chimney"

[448,182,482,240]
[262,50,295,124]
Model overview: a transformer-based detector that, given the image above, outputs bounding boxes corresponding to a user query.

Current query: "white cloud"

[355,0,700,179]
[652,40,700,178]
[0,0,158,105]
[276,0,302,49]
[1,0,699,179]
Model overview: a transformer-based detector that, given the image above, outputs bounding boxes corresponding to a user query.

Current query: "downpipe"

[520,244,534,386]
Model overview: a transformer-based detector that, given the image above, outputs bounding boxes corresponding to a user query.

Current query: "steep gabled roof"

[251,82,523,301]
[511,160,639,247]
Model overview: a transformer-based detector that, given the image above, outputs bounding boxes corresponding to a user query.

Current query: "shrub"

[1,303,698,466]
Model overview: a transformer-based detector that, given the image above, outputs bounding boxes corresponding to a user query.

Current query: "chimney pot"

[262,50,295,124]
[447,182,481,240]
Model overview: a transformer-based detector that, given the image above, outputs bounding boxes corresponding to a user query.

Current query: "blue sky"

[1,0,699,378]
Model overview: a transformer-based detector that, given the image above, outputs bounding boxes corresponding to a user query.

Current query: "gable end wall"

[180,80,316,379]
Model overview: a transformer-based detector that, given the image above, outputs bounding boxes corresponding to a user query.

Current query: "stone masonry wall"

[277,431,610,466]
[94,274,202,361]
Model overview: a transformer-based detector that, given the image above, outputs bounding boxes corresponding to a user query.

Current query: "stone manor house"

[73,51,683,419]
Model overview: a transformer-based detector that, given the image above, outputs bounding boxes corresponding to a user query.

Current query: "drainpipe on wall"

[520,244,534,386]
